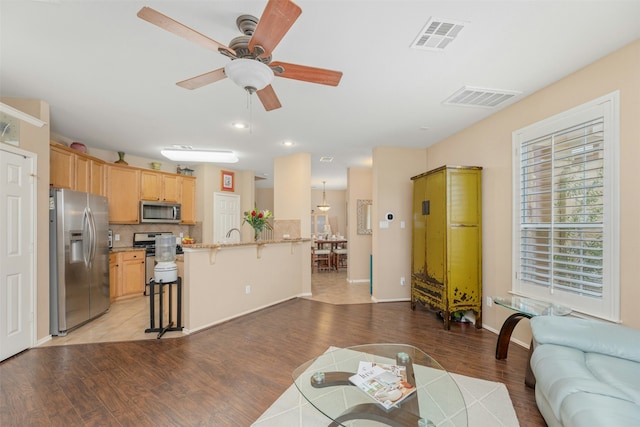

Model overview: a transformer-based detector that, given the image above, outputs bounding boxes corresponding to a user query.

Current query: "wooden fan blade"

[248,0,302,58]
[137,7,235,55]
[257,85,282,111]
[270,61,343,86]
[176,68,227,90]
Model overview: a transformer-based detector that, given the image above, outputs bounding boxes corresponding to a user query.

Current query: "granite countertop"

[110,247,145,253]
[183,238,310,250]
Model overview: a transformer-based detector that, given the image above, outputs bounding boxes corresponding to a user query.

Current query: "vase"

[115,151,128,165]
[254,228,261,242]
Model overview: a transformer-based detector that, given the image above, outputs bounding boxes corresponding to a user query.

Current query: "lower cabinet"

[110,250,146,300]
[109,253,119,301]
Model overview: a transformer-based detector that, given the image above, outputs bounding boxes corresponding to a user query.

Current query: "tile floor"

[42,270,371,347]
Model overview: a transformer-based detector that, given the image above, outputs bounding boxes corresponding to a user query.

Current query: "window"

[512,91,620,321]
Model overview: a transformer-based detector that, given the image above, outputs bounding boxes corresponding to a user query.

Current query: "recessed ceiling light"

[282,140,295,147]
[232,122,249,129]
[420,126,430,131]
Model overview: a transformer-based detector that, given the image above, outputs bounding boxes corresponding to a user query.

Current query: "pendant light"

[317,181,331,212]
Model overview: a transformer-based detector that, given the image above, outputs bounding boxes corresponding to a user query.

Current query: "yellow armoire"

[410,165,482,330]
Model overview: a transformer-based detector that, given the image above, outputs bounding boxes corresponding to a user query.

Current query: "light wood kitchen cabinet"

[162,174,179,202]
[109,253,120,301]
[50,144,75,189]
[121,250,146,296]
[90,159,105,196]
[75,155,106,196]
[140,171,179,202]
[106,164,140,224]
[180,176,196,224]
[410,165,483,330]
[50,142,105,195]
[111,250,146,299]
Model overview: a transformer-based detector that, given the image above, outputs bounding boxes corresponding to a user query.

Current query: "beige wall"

[256,187,274,214]
[347,167,373,283]
[425,40,640,343]
[372,147,427,301]
[1,98,51,342]
[274,153,311,238]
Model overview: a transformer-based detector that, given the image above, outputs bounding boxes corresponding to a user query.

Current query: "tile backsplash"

[110,222,202,248]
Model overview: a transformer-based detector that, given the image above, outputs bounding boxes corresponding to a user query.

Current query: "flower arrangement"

[243,209,273,241]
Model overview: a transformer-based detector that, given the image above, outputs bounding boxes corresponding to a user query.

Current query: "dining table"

[314,238,347,250]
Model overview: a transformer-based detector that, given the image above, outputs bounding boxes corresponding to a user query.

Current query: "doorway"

[213,192,241,243]
[0,145,36,361]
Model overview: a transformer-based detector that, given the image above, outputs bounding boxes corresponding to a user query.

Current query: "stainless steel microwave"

[140,201,181,223]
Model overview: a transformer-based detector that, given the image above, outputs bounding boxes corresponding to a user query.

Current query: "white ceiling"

[2,1,639,189]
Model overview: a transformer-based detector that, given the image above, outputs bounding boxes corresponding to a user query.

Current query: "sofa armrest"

[530,316,640,363]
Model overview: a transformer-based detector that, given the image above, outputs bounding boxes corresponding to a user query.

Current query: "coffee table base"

[329,401,422,427]
[312,370,424,427]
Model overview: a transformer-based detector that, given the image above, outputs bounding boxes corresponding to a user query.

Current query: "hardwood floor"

[41,271,370,347]
[0,273,546,426]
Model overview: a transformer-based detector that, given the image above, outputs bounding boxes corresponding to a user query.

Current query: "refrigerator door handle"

[82,208,91,267]
[87,207,97,264]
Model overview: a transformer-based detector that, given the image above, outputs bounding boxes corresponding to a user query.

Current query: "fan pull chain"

[245,90,254,134]
[249,93,253,134]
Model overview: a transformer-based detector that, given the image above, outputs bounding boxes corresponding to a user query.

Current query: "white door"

[213,192,241,243]
[0,146,35,361]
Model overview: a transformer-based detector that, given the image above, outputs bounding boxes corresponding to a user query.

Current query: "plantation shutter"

[519,118,604,297]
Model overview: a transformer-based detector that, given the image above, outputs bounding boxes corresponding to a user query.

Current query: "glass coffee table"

[292,344,467,426]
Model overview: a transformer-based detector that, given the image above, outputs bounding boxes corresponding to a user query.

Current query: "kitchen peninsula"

[181,238,311,333]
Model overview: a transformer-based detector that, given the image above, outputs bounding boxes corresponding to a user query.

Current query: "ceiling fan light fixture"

[224,58,274,92]
[161,148,239,163]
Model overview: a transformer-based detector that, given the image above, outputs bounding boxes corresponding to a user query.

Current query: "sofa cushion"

[531,316,640,363]
[530,344,634,420]
[586,353,640,404]
[560,391,640,427]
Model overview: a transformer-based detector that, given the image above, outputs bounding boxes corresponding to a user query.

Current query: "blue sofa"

[529,316,640,427]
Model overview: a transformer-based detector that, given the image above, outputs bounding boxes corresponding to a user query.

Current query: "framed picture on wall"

[221,170,234,192]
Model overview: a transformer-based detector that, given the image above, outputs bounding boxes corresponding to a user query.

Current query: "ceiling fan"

[137,0,343,111]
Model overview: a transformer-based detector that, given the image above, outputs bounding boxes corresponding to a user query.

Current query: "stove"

[132,232,183,256]
[133,232,183,289]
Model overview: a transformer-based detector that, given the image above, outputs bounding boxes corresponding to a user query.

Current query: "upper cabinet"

[50,143,196,224]
[180,176,196,224]
[50,144,75,189]
[106,164,140,224]
[50,142,105,196]
[140,171,179,202]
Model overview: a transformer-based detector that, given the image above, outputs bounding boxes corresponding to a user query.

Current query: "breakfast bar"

[180,239,311,333]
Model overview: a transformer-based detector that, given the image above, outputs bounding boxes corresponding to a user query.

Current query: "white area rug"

[252,349,519,427]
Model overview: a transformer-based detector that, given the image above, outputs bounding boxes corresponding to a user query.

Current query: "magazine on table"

[348,361,416,410]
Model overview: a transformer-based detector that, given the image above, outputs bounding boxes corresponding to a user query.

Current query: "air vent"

[411,18,467,51]
[443,86,521,108]
[319,157,334,163]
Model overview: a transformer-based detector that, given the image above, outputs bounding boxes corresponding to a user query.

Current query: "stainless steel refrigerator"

[49,188,110,336]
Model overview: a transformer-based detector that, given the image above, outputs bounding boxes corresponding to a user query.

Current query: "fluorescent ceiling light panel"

[161,148,238,163]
